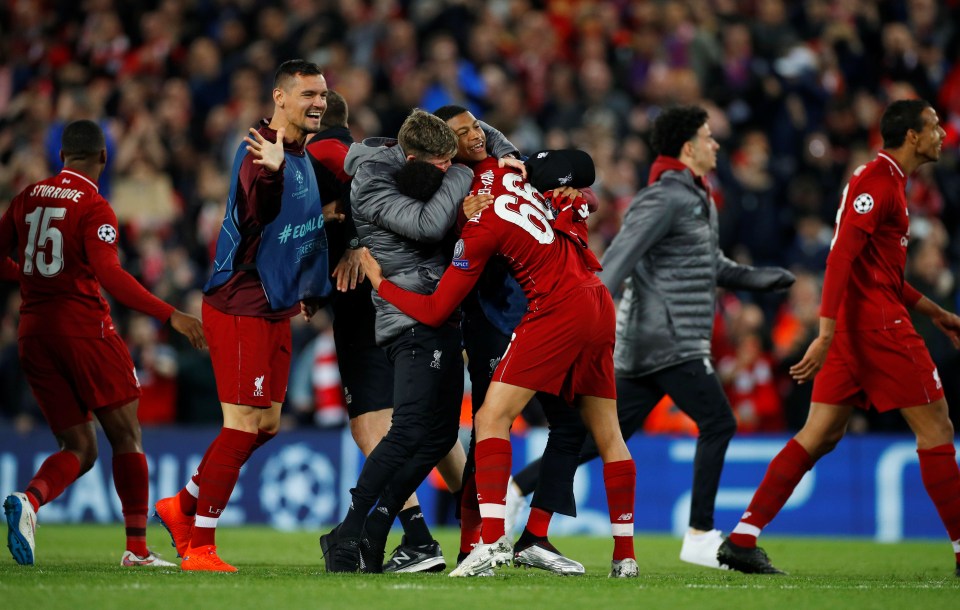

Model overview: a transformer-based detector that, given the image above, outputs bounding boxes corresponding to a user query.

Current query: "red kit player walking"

[1,119,206,567]
[718,100,960,578]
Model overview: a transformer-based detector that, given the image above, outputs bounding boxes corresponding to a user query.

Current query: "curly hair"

[650,106,709,158]
[398,108,458,160]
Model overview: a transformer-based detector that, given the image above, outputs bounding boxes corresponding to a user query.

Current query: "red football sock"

[729,438,814,548]
[459,472,482,554]
[917,444,960,565]
[191,428,257,548]
[251,429,276,453]
[604,459,636,561]
[475,438,512,543]
[180,434,222,517]
[526,507,553,538]
[25,450,82,513]
[113,452,149,556]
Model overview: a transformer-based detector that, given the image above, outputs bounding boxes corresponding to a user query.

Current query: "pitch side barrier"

[0,426,953,541]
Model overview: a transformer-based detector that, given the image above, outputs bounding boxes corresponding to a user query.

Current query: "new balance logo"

[742,511,752,520]
[430,350,442,369]
[616,513,633,521]
[392,551,411,565]
[253,375,265,397]
[377,506,390,515]
[409,512,424,521]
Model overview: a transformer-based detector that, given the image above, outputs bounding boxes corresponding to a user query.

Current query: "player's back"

[9,169,115,337]
[463,159,601,313]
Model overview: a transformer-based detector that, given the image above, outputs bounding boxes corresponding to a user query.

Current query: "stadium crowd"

[2,0,960,436]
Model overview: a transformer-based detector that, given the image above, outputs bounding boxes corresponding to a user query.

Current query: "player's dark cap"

[525,149,595,192]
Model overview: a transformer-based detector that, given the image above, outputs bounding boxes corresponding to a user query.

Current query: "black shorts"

[332,282,394,418]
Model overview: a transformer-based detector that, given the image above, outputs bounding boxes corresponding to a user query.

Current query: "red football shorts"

[811,326,943,412]
[495,283,616,403]
[19,333,140,434]
[202,301,292,407]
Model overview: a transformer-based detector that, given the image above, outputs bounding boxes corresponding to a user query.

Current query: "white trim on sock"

[186,480,199,497]
[195,515,219,529]
[952,538,960,553]
[732,522,761,537]
[479,503,506,520]
[611,523,634,537]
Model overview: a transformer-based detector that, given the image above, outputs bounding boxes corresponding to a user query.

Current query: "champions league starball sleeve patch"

[452,239,469,268]
[852,193,874,214]
[97,224,117,243]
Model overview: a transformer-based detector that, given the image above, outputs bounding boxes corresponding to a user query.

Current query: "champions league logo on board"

[259,444,337,530]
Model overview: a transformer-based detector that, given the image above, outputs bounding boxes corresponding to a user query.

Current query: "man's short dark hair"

[61,119,105,160]
[395,160,445,202]
[434,105,470,123]
[880,99,931,149]
[321,90,348,128]
[274,59,323,89]
[650,106,709,158]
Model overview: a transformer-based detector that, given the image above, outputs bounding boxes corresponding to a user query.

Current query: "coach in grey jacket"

[603,106,794,570]
[324,110,518,573]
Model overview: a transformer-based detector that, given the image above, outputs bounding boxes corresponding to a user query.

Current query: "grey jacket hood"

[344,137,398,177]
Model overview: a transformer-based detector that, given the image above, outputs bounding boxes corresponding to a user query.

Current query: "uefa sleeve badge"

[852,193,874,214]
[97,224,117,243]
[452,239,468,269]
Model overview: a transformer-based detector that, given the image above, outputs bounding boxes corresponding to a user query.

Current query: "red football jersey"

[823,151,911,331]
[0,168,172,338]
[378,157,602,325]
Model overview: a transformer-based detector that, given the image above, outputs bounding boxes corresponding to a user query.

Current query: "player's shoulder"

[849,158,900,201]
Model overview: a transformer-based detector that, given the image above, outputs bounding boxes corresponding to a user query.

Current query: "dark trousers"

[462,310,585,518]
[346,323,463,527]
[513,358,737,531]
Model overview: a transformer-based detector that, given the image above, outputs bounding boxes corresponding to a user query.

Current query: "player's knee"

[814,431,844,458]
[474,404,512,433]
[75,446,98,474]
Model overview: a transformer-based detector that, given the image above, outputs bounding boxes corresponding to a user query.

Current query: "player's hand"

[463,194,494,219]
[788,335,831,383]
[498,156,527,179]
[549,187,581,200]
[245,126,285,173]
[300,299,320,322]
[169,310,206,350]
[932,310,960,349]
[548,189,589,220]
[322,201,345,223]
[332,247,365,292]
[358,248,383,290]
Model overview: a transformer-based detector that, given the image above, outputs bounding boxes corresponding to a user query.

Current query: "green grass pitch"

[1,525,957,610]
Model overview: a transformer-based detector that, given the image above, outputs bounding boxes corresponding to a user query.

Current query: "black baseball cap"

[525,149,595,192]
